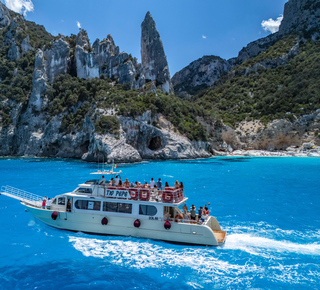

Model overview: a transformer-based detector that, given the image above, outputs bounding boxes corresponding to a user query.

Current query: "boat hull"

[24,203,225,246]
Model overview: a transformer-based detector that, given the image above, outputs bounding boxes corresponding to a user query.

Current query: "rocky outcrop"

[43,37,70,83]
[73,11,172,93]
[172,56,231,97]
[279,0,320,38]
[141,12,173,94]
[0,2,11,29]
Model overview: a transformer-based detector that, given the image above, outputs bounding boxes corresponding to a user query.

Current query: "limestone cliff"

[141,12,173,94]
[172,56,231,97]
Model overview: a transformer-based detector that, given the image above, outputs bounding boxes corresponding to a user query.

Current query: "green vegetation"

[196,38,320,126]
[237,35,298,70]
[46,74,208,140]
[95,115,120,135]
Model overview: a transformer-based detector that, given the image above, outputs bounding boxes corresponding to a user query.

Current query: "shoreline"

[213,149,320,158]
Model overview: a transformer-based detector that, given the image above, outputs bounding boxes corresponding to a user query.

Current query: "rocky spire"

[141,11,173,94]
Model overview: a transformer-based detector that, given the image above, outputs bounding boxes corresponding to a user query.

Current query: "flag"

[114,164,117,169]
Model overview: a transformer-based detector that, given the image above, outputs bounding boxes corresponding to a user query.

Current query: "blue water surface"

[0,157,319,289]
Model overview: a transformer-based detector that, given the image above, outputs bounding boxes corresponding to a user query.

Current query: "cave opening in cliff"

[80,141,90,154]
[148,136,161,151]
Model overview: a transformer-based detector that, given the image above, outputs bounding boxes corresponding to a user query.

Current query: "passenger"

[183,211,189,221]
[182,202,188,214]
[156,178,162,190]
[118,180,123,187]
[164,181,169,188]
[124,178,130,187]
[190,204,196,221]
[109,178,115,186]
[150,178,155,188]
[99,175,106,185]
[174,180,179,188]
[46,198,51,210]
[137,182,142,188]
[115,175,120,186]
[180,182,184,189]
[201,207,207,222]
[143,182,149,188]
[205,206,210,216]
[42,198,46,209]
[134,181,138,187]
[130,181,135,187]
[67,199,71,211]
[198,206,203,222]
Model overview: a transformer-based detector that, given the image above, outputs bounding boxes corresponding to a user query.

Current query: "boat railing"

[100,185,185,203]
[1,185,43,206]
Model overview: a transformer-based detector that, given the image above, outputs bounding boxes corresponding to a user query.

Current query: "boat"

[0,167,226,246]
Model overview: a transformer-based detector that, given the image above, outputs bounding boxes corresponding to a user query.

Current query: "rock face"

[73,11,172,93]
[172,0,320,95]
[279,0,320,37]
[141,12,173,94]
[0,2,11,29]
[172,56,231,97]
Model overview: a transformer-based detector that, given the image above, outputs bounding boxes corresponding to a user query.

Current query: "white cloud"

[77,21,81,29]
[261,15,283,34]
[202,35,207,39]
[4,0,34,16]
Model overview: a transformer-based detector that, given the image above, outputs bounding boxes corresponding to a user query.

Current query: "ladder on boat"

[1,185,43,207]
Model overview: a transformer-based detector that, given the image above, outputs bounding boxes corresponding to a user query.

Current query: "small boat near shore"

[1,168,226,246]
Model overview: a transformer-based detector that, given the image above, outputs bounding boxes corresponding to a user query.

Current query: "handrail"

[1,185,43,202]
[100,185,185,203]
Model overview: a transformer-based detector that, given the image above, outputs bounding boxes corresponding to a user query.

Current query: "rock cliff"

[141,12,173,94]
[172,0,320,96]
[172,56,231,97]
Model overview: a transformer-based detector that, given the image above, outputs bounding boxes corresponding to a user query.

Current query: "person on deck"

[42,198,46,209]
[164,182,169,188]
[46,198,51,210]
[180,182,184,189]
[198,206,203,222]
[109,178,115,186]
[190,205,196,221]
[115,175,120,186]
[174,180,179,188]
[183,202,188,214]
[124,178,130,187]
[100,175,106,185]
[150,178,155,188]
[156,178,162,190]
[118,180,123,187]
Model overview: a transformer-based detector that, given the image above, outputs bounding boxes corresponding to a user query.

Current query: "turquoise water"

[0,157,319,289]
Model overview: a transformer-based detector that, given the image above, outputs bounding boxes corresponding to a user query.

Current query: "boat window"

[85,180,99,185]
[58,197,65,205]
[139,205,157,216]
[75,200,101,211]
[76,188,93,194]
[103,202,132,214]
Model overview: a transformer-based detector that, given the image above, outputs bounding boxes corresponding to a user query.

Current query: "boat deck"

[213,230,227,244]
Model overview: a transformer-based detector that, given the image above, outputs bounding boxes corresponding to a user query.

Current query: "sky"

[1,0,288,76]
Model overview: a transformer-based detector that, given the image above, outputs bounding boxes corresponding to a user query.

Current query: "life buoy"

[134,219,140,228]
[175,214,183,222]
[139,190,150,201]
[129,189,138,200]
[162,191,173,203]
[51,211,58,220]
[164,220,171,230]
[101,217,108,225]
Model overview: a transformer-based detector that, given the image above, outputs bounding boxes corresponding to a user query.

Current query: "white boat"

[1,169,226,246]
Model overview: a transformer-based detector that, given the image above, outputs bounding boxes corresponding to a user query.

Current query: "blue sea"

[0,157,319,289]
